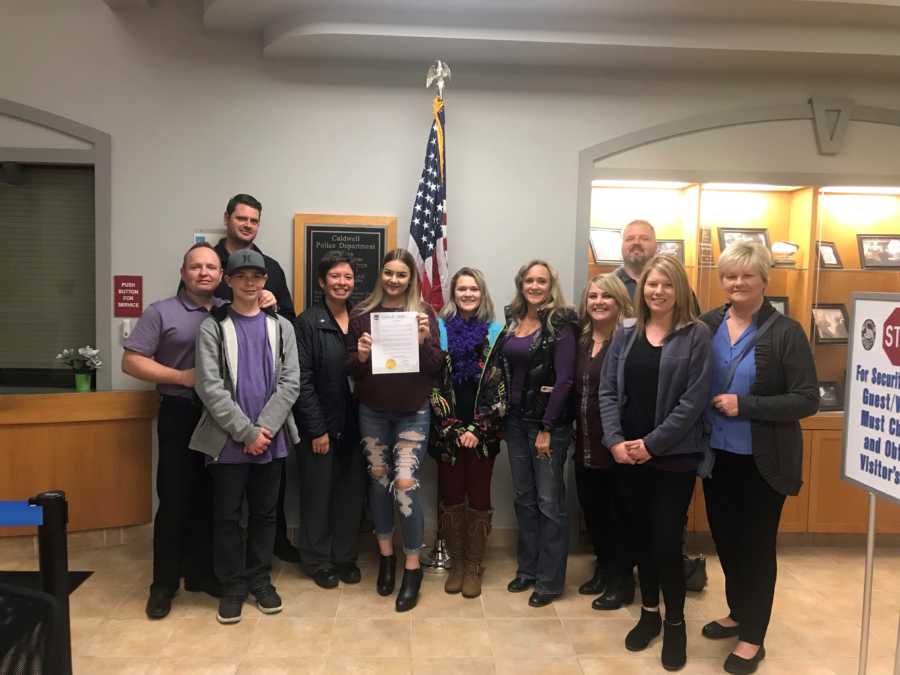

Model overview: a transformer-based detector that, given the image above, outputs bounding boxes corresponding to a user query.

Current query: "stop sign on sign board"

[884,307,900,366]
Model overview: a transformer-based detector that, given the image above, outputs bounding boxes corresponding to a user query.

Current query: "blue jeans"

[505,413,571,595]
[359,403,430,555]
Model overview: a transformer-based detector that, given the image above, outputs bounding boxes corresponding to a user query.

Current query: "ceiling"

[111,0,900,76]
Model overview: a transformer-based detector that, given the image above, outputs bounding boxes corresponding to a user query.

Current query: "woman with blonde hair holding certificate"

[347,248,442,612]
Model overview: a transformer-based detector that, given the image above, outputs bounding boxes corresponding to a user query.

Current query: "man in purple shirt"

[121,242,225,619]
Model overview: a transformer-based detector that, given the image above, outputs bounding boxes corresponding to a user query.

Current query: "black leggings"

[574,463,633,579]
[704,449,785,645]
[616,463,695,622]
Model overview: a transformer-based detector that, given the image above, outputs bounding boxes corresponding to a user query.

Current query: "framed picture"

[816,240,843,269]
[771,241,799,267]
[857,234,900,269]
[293,213,397,313]
[717,227,770,253]
[193,228,226,245]
[767,296,789,316]
[811,303,850,344]
[656,239,685,263]
[589,228,624,264]
[818,381,844,412]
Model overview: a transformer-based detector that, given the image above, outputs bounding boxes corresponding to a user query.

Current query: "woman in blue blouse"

[699,241,819,675]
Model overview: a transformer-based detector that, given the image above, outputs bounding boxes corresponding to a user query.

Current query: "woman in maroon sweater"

[346,249,442,612]
[573,273,635,610]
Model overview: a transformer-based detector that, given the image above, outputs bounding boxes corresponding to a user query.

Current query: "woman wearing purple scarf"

[430,267,503,598]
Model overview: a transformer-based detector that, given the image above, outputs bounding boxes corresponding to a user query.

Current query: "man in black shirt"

[213,193,299,563]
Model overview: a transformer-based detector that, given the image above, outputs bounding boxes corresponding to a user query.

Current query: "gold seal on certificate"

[370,311,420,375]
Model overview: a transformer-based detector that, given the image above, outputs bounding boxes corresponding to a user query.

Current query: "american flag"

[408,96,449,312]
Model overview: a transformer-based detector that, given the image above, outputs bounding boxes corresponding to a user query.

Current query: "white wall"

[6,0,900,528]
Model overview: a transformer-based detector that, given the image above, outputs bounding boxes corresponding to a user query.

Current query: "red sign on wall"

[114,275,143,317]
[883,307,900,366]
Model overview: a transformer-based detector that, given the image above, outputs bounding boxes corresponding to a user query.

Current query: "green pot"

[74,372,92,392]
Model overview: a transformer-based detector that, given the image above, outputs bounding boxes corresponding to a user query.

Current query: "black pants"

[617,463,695,621]
[704,450,786,645]
[296,432,365,571]
[209,458,284,598]
[152,396,216,595]
[574,463,633,579]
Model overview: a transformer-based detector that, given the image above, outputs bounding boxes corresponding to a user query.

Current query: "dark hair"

[225,193,262,217]
[181,241,220,268]
[317,250,355,282]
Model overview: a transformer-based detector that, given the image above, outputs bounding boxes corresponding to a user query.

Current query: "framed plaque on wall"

[293,213,397,314]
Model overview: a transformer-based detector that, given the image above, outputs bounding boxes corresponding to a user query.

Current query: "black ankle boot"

[377,554,396,597]
[395,568,423,612]
[578,562,611,595]
[661,619,687,671]
[592,576,636,610]
[625,608,662,651]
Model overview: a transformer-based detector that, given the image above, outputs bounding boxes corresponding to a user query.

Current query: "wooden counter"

[0,390,158,536]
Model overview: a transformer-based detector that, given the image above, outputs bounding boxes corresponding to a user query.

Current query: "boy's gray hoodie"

[190,306,300,459]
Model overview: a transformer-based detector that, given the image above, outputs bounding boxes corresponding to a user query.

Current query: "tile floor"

[3,537,900,674]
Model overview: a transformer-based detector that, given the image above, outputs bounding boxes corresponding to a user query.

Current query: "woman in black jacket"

[699,241,819,675]
[292,251,365,589]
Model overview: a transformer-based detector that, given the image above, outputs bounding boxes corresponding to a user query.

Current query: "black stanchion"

[28,490,72,675]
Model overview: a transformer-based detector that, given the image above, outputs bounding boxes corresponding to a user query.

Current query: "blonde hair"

[635,255,699,336]
[440,267,495,323]
[578,273,633,345]
[718,240,772,284]
[508,260,568,327]
[352,249,425,316]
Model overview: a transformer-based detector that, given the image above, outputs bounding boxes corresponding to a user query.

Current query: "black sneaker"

[216,595,244,625]
[252,585,283,615]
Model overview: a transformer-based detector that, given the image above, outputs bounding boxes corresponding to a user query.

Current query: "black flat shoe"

[528,591,558,607]
[724,646,765,674]
[702,620,741,640]
[145,589,173,620]
[377,554,396,596]
[578,564,610,595]
[336,562,361,584]
[395,568,423,612]
[507,576,536,593]
[591,580,635,610]
[309,567,340,589]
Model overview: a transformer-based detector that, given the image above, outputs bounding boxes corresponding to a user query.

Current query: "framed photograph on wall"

[771,241,799,267]
[811,303,850,344]
[656,239,685,263]
[816,240,843,269]
[767,296,789,316]
[589,228,624,264]
[818,381,844,412]
[717,227,770,252]
[857,234,900,269]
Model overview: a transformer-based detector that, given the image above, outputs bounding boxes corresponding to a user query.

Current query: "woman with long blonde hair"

[572,274,636,608]
[598,255,712,671]
[346,249,442,612]
[485,260,578,608]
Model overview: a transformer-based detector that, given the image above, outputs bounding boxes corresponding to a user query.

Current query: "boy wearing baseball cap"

[190,249,301,624]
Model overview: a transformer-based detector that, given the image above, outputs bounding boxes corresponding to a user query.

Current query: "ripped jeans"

[359,403,430,554]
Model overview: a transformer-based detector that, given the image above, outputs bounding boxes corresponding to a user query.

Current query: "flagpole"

[420,59,453,574]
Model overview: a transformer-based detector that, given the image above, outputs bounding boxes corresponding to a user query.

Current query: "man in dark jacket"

[213,193,299,562]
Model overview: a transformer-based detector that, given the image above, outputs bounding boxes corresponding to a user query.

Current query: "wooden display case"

[588,182,900,534]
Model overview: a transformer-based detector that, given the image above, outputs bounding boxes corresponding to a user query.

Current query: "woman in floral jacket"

[430,267,503,599]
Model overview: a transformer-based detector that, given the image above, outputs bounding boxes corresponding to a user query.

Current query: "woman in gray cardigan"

[598,254,711,672]
[699,242,819,675]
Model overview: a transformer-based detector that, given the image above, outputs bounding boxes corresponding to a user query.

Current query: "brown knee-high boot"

[441,502,467,594]
[462,508,492,598]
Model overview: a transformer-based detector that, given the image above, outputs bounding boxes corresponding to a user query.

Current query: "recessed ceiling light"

[702,183,801,192]
[592,180,692,189]
[820,186,900,195]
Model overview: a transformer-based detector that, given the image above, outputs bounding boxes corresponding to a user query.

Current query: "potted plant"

[56,346,102,392]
